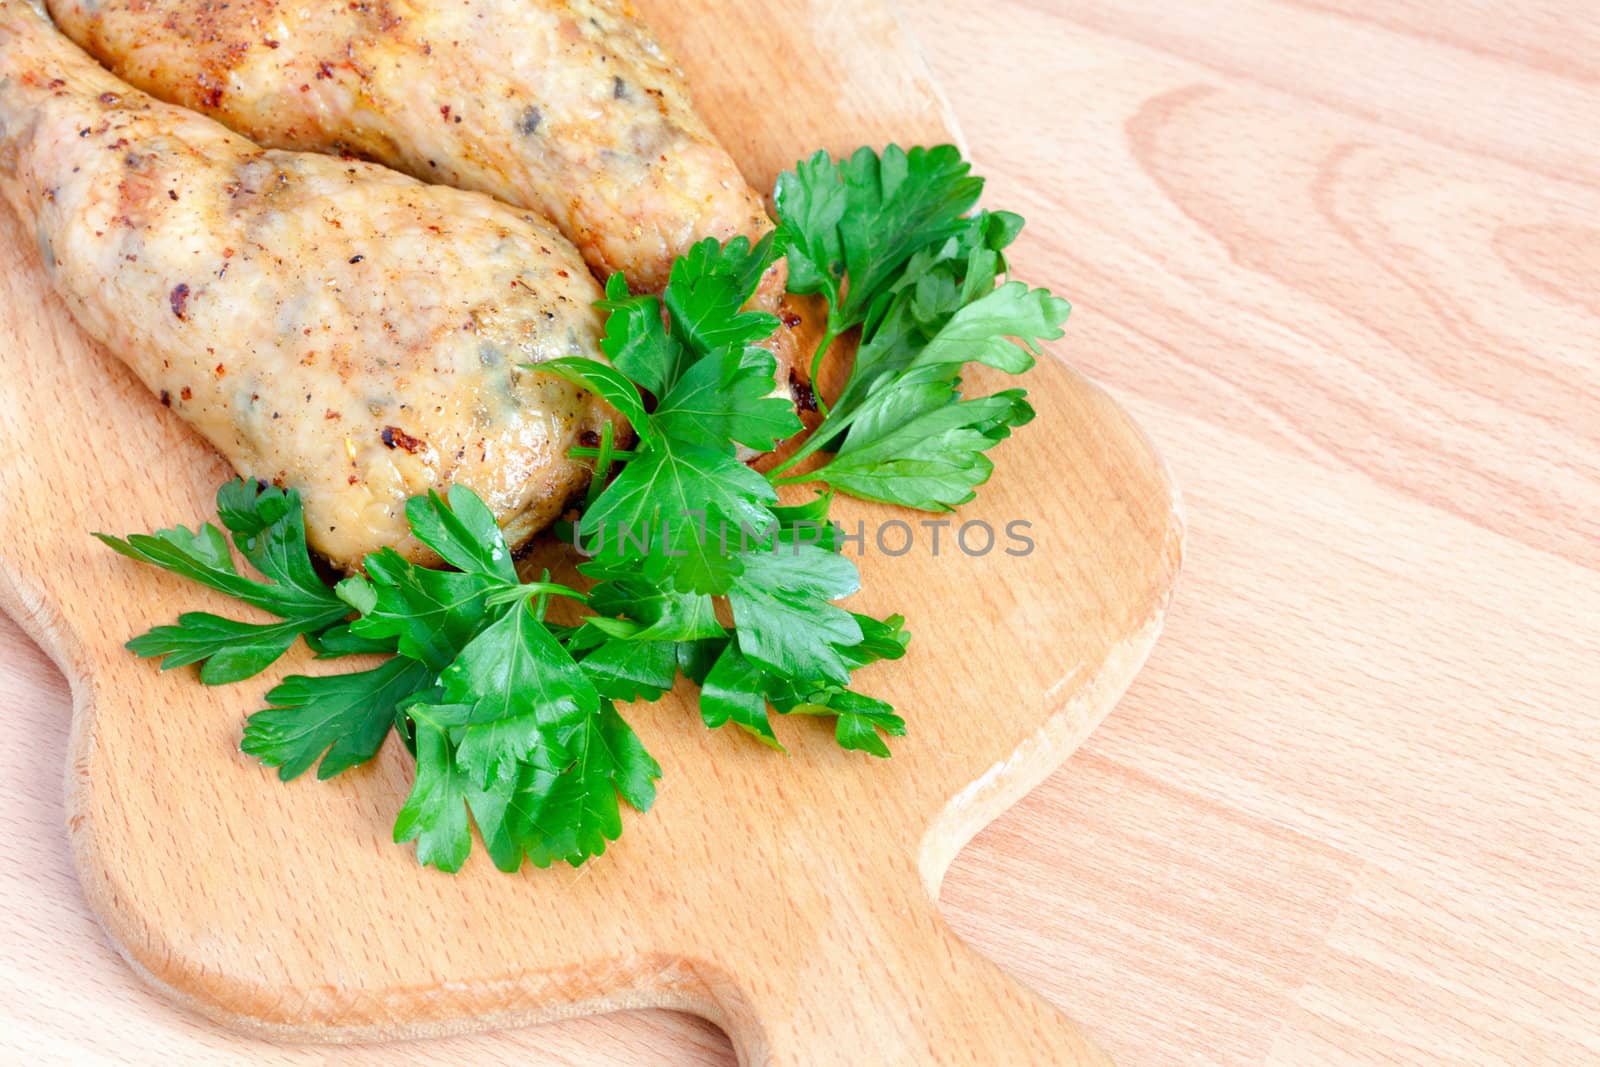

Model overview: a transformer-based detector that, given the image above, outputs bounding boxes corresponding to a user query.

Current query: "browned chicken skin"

[0,0,619,569]
[47,0,799,381]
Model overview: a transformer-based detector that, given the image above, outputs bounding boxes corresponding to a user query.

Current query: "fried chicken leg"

[48,0,795,316]
[0,0,616,569]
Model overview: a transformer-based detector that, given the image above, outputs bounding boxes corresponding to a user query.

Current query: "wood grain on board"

[4,0,1599,1065]
[0,0,1179,1064]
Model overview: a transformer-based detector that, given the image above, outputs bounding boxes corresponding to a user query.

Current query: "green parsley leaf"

[726,534,864,685]
[770,146,1067,511]
[651,344,803,454]
[776,145,983,335]
[594,699,662,813]
[97,479,347,679]
[836,210,1025,413]
[663,234,782,356]
[392,717,477,873]
[580,434,778,594]
[904,279,1069,376]
[696,611,907,754]
[775,687,906,759]
[808,387,1035,510]
[582,574,727,641]
[774,279,1066,509]
[468,700,660,870]
[794,280,1065,508]
[305,622,398,658]
[700,642,783,750]
[577,635,681,702]
[532,704,658,865]
[242,656,433,780]
[214,480,341,603]
[596,274,688,397]
[674,637,725,687]
[99,482,340,620]
[344,549,500,671]
[826,694,907,758]
[843,612,912,668]
[771,150,848,303]
[537,356,652,445]
[404,485,520,583]
[127,612,317,685]
[435,600,599,789]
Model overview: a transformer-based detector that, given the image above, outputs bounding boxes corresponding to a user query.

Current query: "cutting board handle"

[712,864,1113,1067]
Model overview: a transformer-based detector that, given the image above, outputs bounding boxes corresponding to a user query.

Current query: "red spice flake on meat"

[380,425,425,453]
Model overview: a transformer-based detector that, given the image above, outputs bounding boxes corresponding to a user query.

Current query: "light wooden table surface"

[3,1,1596,1063]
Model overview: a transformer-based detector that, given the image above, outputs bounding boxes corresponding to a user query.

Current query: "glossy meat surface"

[0,0,615,569]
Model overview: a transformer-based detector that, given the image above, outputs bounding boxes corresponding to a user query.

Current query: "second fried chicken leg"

[1,0,618,568]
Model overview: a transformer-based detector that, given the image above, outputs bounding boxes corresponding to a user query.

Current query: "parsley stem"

[483,580,588,609]
[765,404,862,480]
[532,568,552,622]
[570,445,637,460]
[807,321,840,419]
[582,422,617,511]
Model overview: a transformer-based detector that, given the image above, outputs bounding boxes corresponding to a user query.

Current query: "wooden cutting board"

[0,1,1182,1062]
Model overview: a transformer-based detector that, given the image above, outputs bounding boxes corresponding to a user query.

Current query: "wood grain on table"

[3,0,1597,1063]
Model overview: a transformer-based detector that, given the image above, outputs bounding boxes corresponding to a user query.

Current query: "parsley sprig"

[96,481,349,684]
[769,146,1071,507]
[100,144,1067,872]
